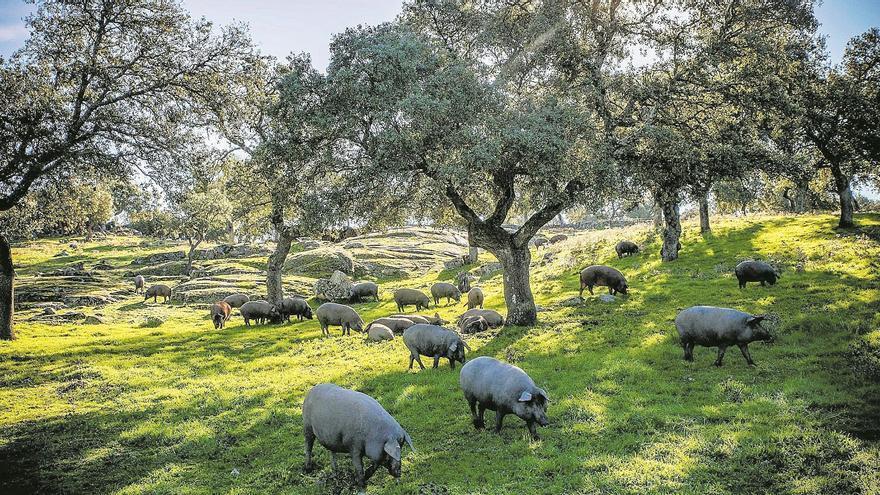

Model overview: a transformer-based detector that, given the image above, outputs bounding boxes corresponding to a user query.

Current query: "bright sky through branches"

[1,0,877,68]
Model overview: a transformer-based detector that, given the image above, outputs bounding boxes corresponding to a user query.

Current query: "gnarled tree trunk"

[658,192,682,262]
[266,231,292,306]
[266,197,296,307]
[831,163,854,228]
[0,234,15,340]
[465,246,479,264]
[698,192,711,234]
[495,246,536,326]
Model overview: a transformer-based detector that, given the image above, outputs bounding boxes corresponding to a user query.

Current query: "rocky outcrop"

[313,270,353,302]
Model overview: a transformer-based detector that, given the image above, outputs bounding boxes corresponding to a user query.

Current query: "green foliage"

[0,176,113,239]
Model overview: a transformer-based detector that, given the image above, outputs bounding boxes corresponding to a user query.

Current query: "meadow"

[1,214,879,494]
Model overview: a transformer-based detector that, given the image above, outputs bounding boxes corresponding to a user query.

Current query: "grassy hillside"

[1,214,879,494]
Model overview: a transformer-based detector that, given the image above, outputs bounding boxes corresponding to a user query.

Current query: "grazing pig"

[466,287,484,309]
[430,282,461,306]
[579,265,628,297]
[211,301,232,329]
[303,384,415,489]
[144,284,172,303]
[240,301,281,327]
[460,356,550,440]
[393,288,431,312]
[402,324,471,370]
[549,234,568,244]
[316,302,364,337]
[280,297,313,322]
[367,323,394,342]
[366,317,414,334]
[223,293,250,309]
[531,236,548,249]
[458,309,504,328]
[615,240,640,258]
[459,315,490,334]
[350,281,379,302]
[134,275,145,294]
[675,306,772,366]
[735,260,779,288]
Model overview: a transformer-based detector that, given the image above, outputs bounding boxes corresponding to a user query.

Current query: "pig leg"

[414,354,426,370]
[738,344,755,366]
[494,410,506,434]
[527,421,540,441]
[760,280,766,286]
[433,355,441,368]
[714,345,727,366]
[303,425,316,472]
[685,342,694,361]
[477,403,487,429]
[588,285,594,295]
[579,282,584,298]
[468,397,484,428]
[448,357,456,370]
[351,451,367,488]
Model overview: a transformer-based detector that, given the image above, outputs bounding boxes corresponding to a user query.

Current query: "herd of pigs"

[132,240,780,489]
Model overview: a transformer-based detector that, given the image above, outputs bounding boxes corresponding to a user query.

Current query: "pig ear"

[449,341,458,353]
[747,315,766,327]
[518,390,533,402]
[537,388,550,403]
[403,431,415,453]
[383,439,401,461]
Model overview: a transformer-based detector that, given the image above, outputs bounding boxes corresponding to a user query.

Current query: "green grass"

[1,214,879,494]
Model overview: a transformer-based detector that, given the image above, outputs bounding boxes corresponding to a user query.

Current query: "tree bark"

[495,246,537,326]
[652,198,664,230]
[266,231,292,306]
[0,233,15,340]
[698,192,711,234]
[658,193,682,262]
[830,162,855,228]
[466,246,479,264]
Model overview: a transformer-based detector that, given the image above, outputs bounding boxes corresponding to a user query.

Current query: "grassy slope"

[1,214,879,494]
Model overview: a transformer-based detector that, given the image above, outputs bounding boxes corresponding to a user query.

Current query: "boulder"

[443,256,469,270]
[83,315,104,325]
[344,241,365,249]
[476,262,503,277]
[53,250,69,258]
[285,247,355,276]
[313,270,353,302]
[598,294,616,303]
[560,296,583,307]
[42,307,56,316]
[300,239,323,250]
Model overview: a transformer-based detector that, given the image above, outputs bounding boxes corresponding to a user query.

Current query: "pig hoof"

[473,419,484,429]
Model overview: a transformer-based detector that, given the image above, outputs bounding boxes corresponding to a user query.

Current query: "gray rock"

[560,296,583,307]
[131,251,187,265]
[477,262,503,277]
[42,307,56,316]
[83,315,104,325]
[313,270,353,302]
[598,294,616,303]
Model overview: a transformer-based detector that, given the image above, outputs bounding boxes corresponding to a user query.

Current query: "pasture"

[1,214,879,494]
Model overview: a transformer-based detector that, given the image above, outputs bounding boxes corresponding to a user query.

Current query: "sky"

[1,0,878,68]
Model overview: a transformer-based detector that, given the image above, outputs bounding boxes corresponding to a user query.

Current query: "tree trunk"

[698,192,710,234]
[652,198,663,230]
[495,246,537,326]
[831,163,854,228]
[658,193,682,262]
[267,231,293,306]
[0,234,15,340]
[465,246,479,264]
[227,220,236,244]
